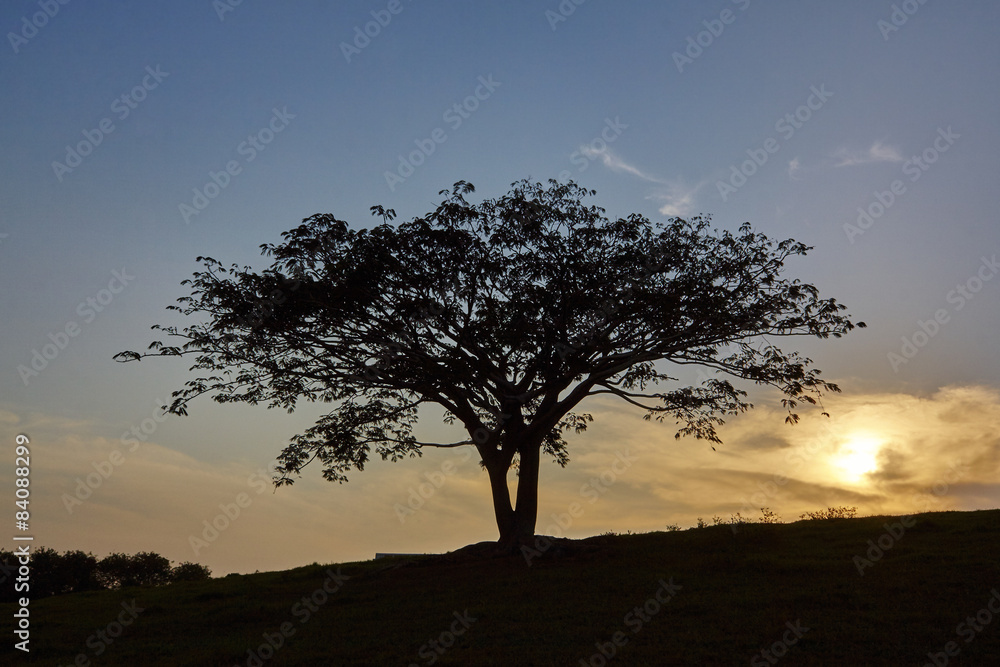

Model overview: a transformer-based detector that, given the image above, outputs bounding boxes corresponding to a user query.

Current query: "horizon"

[2,1,999,577]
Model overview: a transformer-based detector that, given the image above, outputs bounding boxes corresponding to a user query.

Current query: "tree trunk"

[489,442,541,554]
[485,457,515,543]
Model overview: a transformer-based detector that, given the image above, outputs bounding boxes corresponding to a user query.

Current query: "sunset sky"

[2,1,998,576]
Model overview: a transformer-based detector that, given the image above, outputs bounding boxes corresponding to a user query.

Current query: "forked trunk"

[487,442,541,554]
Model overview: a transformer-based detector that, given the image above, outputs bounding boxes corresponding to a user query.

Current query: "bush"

[799,506,858,521]
[0,548,211,600]
[758,507,782,524]
[33,548,100,596]
[713,513,751,526]
[171,562,212,583]
[0,547,101,600]
[97,551,172,589]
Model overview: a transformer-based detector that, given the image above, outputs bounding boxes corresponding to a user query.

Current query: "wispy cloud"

[575,145,707,218]
[788,157,801,179]
[573,384,1000,529]
[580,145,665,184]
[647,179,709,218]
[13,383,1000,573]
[833,141,904,167]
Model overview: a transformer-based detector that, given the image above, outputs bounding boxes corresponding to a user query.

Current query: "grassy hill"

[4,510,999,665]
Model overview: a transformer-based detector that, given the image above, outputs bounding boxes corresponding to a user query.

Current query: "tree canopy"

[117,179,865,550]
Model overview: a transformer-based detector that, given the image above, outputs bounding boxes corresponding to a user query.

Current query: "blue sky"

[2,1,999,575]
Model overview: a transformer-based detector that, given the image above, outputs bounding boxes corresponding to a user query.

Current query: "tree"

[116,180,865,552]
[96,551,172,589]
[170,561,212,583]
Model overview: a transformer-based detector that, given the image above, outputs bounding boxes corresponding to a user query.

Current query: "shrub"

[0,548,211,600]
[96,551,173,589]
[171,562,212,583]
[713,513,751,526]
[39,549,100,595]
[12,548,101,597]
[758,507,782,524]
[799,506,858,520]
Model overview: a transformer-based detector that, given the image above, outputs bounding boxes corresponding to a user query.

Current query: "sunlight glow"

[834,434,883,483]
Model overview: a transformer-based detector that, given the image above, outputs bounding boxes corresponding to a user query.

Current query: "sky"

[1,1,998,576]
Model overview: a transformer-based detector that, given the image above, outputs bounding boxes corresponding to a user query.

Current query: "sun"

[833,434,883,483]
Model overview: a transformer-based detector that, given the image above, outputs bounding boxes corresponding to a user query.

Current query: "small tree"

[171,561,212,583]
[47,549,100,595]
[117,180,864,552]
[17,548,99,597]
[97,551,172,589]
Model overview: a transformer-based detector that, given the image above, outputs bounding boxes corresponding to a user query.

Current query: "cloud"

[783,142,901,179]
[788,157,801,179]
[7,384,999,574]
[549,384,1000,531]
[833,141,904,167]
[1,407,497,575]
[573,144,706,218]
[647,179,709,218]
[580,145,665,184]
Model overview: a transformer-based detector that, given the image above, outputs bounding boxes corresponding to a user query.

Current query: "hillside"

[4,510,999,665]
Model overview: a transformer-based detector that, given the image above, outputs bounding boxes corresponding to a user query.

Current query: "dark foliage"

[117,179,865,546]
[0,548,211,602]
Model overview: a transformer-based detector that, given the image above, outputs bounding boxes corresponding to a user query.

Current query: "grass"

[4,509,1000,665]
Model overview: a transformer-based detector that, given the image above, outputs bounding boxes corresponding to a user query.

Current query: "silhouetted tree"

[170,561,212,582]
[43,549,100,595]
[0,548,210,600]
[4,548,100,597]
[116,180,864,551]
[96,551,171,589]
